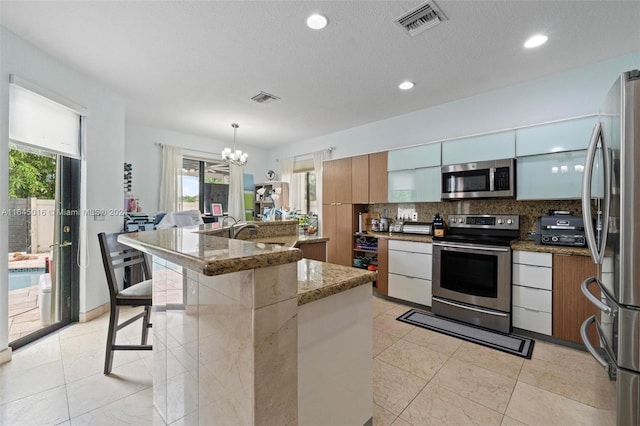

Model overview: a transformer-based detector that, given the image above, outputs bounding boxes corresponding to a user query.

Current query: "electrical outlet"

[411,212,418,221]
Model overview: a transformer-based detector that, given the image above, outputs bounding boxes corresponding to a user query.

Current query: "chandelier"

[221,123,248,166]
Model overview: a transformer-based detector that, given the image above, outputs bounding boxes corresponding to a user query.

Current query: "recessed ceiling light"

[306,14,328,30]
[399,81,415,90]
[524,34,548,49]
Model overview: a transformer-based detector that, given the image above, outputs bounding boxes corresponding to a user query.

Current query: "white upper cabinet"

[516,116,598,156]
[441,131,515,165]
[517,150,592,200]
[388,166,441,202]
[387,143,440,171]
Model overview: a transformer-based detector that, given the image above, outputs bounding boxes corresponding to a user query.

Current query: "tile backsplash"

[368,199,584,240]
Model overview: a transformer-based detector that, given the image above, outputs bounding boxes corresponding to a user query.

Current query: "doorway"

[7,144,80,349]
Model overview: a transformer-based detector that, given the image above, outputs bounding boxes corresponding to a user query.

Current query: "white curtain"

[228,163,245,221]
[159,145,183,212]
[279,156,299,211]
[313,149,330,234]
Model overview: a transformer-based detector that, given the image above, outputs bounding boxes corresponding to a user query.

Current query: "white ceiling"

[1,1,639,149]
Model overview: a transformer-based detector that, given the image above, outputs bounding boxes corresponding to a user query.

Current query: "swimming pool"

[8,268,45,291]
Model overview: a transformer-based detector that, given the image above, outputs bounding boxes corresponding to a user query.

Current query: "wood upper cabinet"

[350,152,388,204]
[351,155,369,204]
[323,158,352,204]
[552,254,599,344]
[368,152,388,203]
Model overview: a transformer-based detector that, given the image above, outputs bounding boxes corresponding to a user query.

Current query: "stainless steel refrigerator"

[580,69,640,425]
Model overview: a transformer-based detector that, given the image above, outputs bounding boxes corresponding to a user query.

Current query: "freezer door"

[617,305,640,373]
[616,368,640,426]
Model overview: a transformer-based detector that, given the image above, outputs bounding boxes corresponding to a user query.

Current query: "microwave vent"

[395,1,447,37]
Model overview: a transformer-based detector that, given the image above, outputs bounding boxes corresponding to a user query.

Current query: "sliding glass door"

[7,145,80,349]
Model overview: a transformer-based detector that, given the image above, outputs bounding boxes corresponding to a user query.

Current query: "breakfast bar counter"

[118,226,375,426]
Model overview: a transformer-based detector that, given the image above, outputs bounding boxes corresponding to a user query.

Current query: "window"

[289,156,317,215]
[180,157,229,215]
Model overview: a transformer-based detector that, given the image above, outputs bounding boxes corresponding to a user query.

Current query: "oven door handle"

[433,297,509,317]
[433,242,510,253]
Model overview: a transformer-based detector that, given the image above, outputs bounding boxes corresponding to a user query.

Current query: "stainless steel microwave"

[441,158,515,199]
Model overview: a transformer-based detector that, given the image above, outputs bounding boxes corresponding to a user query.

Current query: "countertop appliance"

[579,69,640,426]
[535,213,586,247]
[399,221,433,235]
[441,158,515,200]
[431,214,519,333]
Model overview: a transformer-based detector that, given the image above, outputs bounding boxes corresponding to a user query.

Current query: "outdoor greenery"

[182,195,198,202]
[8,146,57,199]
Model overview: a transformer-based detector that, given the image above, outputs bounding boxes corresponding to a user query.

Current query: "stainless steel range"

[432,214,519,333]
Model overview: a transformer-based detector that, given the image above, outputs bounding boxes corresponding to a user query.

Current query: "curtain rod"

[278,146,335,162]
[154,142,223,158]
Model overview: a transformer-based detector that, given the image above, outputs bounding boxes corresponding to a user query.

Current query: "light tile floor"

[0,296,616,425]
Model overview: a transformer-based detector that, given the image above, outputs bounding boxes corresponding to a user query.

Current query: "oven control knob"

[451,218,457,223]
[497,219,503,224]
[458,217,464,224]
[552,236,559,242]
[506,219,513,225]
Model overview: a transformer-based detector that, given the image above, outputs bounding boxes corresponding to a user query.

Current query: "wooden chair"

[97,232,152,375]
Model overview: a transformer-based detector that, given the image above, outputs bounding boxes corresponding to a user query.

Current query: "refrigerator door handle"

[581,276,617,317]
[580,315,613,372]
[582,122,611,264]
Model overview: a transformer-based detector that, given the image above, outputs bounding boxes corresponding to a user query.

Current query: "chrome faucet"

[230,223,259,239]
[221,216,237,227]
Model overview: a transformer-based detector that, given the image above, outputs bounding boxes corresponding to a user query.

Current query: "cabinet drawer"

[513,251,552,267]
[512,264,552,290]
[513,306,552,335]
[388,273,432,307]
[513,285,552,313]
[388,240,432,254]
[389,251,432,280]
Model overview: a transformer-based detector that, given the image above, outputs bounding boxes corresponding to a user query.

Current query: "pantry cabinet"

[323,158,352,204]
[552,254,599,344]
[323,203,353,266]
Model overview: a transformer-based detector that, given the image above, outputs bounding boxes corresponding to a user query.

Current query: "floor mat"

[397,309,535,359]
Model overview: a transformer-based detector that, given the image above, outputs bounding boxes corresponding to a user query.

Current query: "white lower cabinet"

[512,251,553,335]
[388,240,432,307]
[388,274,432,307]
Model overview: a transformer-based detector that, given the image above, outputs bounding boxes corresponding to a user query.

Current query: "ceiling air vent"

[251,91,280,104]
[395,1,447,37]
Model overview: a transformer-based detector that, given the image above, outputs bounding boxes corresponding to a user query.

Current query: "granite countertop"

[118,227,303,276]
[249,234,329,248]
[297,259,377,306]
[511,240,591,256]
[366,231,592,256]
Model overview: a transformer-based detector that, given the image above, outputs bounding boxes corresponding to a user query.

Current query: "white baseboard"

[79,302,109,323]
[0,347,12,365]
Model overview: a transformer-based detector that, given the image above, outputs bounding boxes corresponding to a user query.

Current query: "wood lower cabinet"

[323,203,353,266]
[299,242,327,262]
[552,254,599,344]
[375,238,388,295]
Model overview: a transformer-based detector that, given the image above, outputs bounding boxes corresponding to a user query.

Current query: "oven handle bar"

[432,242,510,253]
[433,297,509,317]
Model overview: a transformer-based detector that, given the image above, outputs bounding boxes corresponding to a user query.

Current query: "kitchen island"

[119,226,376,426]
